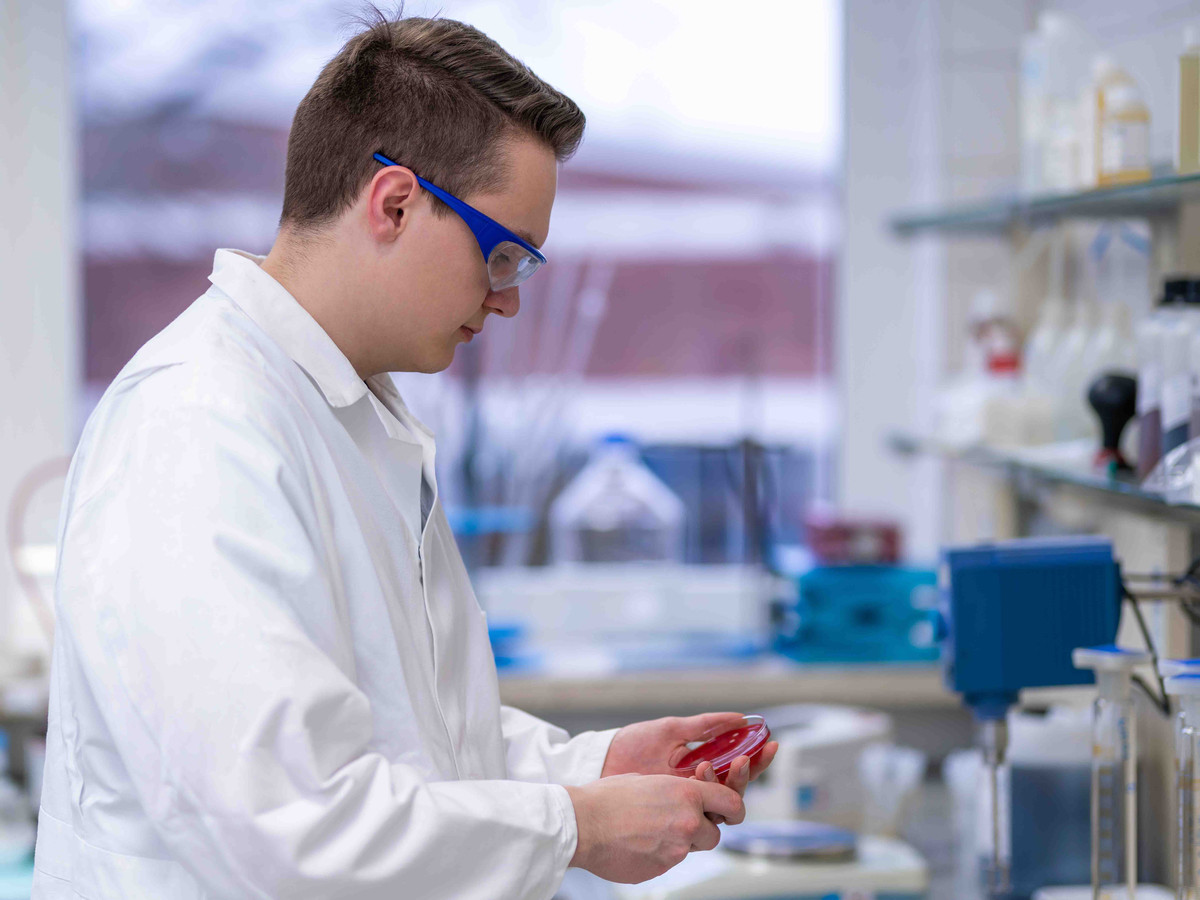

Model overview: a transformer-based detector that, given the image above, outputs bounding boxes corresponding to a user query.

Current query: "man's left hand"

[600,712,779,805]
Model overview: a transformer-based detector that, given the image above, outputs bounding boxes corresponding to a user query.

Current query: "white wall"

[0,0,78,667]
[840,0,951,562]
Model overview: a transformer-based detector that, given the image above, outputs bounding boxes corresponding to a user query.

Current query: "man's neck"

[261,238,377,380]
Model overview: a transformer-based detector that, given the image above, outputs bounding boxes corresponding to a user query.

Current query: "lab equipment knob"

[1087,372,1137,473]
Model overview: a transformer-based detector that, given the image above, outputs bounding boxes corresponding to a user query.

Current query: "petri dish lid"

[722,821,857,862]
[669,715,771,778]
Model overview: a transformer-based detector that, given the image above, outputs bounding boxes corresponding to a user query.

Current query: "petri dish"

[669,714,771,783]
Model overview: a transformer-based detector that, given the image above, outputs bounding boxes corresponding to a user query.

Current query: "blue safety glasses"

[372,152,547,291]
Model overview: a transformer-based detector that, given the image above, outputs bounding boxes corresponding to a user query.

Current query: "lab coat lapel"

[422,505,509,780]
[360,379,506,779]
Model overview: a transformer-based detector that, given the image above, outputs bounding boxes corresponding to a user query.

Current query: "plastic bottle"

[1020,12,1095,193]
[549,434,686,564]
[1081,58,1151,188]
[1054,296,1098,440]
[1180,28,1200,176]
[1073,645,1153,900]
[1101,82,1153,186]
[1084,299,1135,379]
[1162,319,1193,478]
[936,289,1025,447]
[1161,282,1200,497]
[1139,282,1195,483]
[1025,295,1069,392]
[1138,317,1168,481]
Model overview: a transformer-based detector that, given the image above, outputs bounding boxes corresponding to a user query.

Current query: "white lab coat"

[32,249,617,900]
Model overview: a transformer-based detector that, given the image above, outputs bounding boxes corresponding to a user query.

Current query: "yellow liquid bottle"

[1099,82,1152,186]
[1180,28,1200,175]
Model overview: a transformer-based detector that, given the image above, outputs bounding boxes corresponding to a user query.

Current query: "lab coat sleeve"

[55,387,578,900]
[500,706,619,785]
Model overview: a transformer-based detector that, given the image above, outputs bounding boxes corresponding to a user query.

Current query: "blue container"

[942,536,1122,715]
[774,565,939,663]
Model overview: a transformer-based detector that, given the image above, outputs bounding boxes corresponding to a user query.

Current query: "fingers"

[694,762,726,825]
[675,711,745,739]
[693,778,746,826]
[748,742,779,782]
[689,816,722,853]
[724,756,751,798]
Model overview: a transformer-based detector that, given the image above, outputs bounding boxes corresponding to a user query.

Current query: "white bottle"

[1024,295,1069,392]
[1137,317,1168,481]
[1162,320,1194,497]
[549,435,686,565]
[1053,297,1098,440]
[1083,300,1135,379]
[1139,282,1197,482]
[1020,12,1094,193]
[1188,328,1200,502]
[1081,226,1140,380]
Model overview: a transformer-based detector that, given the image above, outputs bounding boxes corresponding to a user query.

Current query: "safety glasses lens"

[488,241,543,291]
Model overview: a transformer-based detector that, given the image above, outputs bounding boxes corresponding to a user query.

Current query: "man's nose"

[485,287,520,318]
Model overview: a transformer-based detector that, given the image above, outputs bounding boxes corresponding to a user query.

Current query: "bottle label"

[1192,377,1200,446]
[1163,373,1191,455]
[1101,120,1150,176]
[1138,363,1162,415]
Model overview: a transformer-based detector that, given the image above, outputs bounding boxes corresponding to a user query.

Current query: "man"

[33,11,777,899]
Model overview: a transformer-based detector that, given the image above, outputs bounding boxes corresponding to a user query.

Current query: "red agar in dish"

[670,715,771,783]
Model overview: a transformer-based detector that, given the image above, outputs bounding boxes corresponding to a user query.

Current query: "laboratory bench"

[499,658,974,760]
[498,658,955,714]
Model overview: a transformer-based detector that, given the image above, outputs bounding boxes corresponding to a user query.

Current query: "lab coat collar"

[208,248,369,409]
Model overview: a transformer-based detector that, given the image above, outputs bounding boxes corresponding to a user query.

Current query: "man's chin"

[418,346,456,374]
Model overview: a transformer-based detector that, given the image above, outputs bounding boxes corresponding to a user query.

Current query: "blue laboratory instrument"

[940,536,1123,896]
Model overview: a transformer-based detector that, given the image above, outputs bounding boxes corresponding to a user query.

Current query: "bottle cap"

[1160,277,1200,305]
[1073,644,1152,671]
[1092,55,1118,80]
[669,715,771,782]
[1160,658,1200,677]
[600,433,635,446]
[1105,82,1141,112]
[1166,674,1200,696]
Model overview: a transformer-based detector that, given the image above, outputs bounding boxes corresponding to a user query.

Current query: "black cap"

[1161,277,1200,306]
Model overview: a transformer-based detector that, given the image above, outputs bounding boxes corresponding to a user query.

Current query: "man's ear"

[366,165,420,241]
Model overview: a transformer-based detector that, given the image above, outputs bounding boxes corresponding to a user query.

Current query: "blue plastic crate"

[774,565,939,663]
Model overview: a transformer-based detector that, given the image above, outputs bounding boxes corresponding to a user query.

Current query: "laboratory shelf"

[497,657,955,716]
[890,170,1200,237]
[888,431,1200,525]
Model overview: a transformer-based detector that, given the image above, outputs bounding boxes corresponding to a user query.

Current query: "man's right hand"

[564,774,745,884]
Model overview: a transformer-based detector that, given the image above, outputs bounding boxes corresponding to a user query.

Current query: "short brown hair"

[278,8,585,234]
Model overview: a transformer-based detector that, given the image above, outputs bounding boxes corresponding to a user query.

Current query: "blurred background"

[11,1,1200,898]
